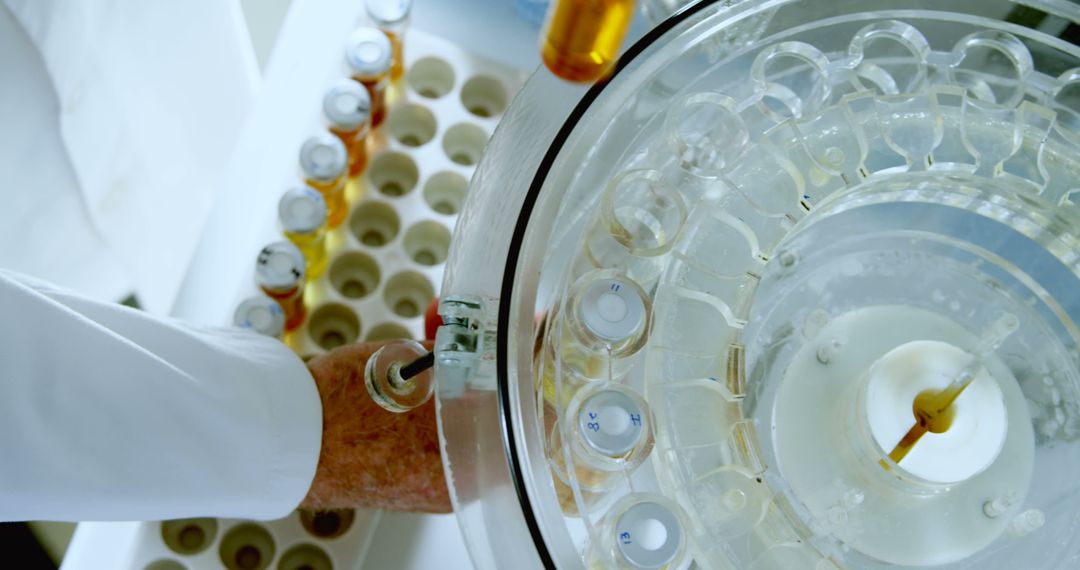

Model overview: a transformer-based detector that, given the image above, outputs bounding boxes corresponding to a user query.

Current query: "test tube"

[233,295,287,339]
[541,0,635,83]
[345,27,394,128]
[279,186,329,279]
[255,241,308,332]
[323,79,373,177]
[299,133,349,228]
[366,0,413,82]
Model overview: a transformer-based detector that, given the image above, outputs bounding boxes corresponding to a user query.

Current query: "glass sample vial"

[233,295,286,339]
[255,241,307,332]
[299,133,349,228]
[541,0,635,83]
[323,79,372,177]
[366,0,413,81]
[597,494,690,569]
[279,186,329,279]
[547,383,656,514]
[345,27,393,128]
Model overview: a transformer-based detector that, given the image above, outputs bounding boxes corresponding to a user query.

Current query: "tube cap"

[578,388,647,457]
[323,79,372,131]
[233,296,286,338]
[614,500,684,569]
[279,186,328,233]
[579,277,647,342]
[366,0,413,26]
[345,27,393,78]
[299,133,348,181]
[255,241,306,289]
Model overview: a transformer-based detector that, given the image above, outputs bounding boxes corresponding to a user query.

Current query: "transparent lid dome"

[434,1,1080,568]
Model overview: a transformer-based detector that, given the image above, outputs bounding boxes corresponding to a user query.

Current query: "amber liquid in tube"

[330,126,369,177]
[306,175,348,228]
[384,30,405,81]
[541,0,635,83]
[262,285,306,332]
[354,74,389,128]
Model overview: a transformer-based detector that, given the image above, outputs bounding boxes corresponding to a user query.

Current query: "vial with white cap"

[549,269,652,382]
[279,186,329,279]
[233,296,286,339]
[568,383,654,469]
[596,493,690,569]
[543,382,656,514]
[365,0,413,81]
[344,27,393,128]
[255,241,307,331]
[299,133,349,228]
[323,79,372,177]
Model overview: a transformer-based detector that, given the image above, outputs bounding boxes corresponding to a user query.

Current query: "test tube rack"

[66,27,525,570]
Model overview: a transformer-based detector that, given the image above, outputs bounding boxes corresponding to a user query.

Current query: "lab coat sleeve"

[0,270,323,522]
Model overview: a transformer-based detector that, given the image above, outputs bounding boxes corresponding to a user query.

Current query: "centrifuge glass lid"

[437,0,1080,568]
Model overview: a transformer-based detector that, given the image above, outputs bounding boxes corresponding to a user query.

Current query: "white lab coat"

[0,0,258,313]
[0,270,322,522]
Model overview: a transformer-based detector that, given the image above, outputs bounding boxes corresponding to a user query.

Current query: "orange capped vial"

[279,186,329,279]
[365,0,413,81]
[255,241,308,332]
[345,27,393,128]
[323,79,372,177]
[541,0,636,83]
[299,133,349,228]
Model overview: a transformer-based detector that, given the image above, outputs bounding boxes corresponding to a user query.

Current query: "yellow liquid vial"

[323,79,372,177]
[255,242,308,332]
[306,175,348,229]
[385,30,405,81]
[285,228,327,279]
[331,126,369,178]
[357,75,389,129]
[541,0,635,83]
[279,186,329,280]
[345,28,393,128]
[262,285,307,332]
[366,0,411,81]
[299,134,349,229]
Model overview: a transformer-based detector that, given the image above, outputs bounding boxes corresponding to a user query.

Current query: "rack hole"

[308,304,361,350]
[161,518,217,556]
[384,272,435,319]
[460,75,508,117]
[218,524,275,570]
[406,57,455,99]
[145,560,186,570]
[277,543,333,570]
[422,171,468,215]
[403,221,451,266]
[329,252,381,299]
[365,322,413,341]
[348,201,401,247]
[442,123,488,166]
[388,104,437,147]
[369,152,419,196]
[299,509,354,540]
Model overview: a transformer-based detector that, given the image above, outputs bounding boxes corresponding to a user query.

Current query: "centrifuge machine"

[425,0,1080,568]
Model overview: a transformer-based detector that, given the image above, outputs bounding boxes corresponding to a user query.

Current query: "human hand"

[299,340,450,513]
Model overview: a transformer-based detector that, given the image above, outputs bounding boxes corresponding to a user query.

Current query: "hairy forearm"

[300,341,451,513]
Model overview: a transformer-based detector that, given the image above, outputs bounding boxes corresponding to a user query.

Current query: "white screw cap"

[233,296,285,338]
[279,187,328,233]
[579,277,646,342]
[614,500,684,569]
[255,241,306,290]
[578,389,646,457]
